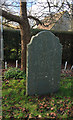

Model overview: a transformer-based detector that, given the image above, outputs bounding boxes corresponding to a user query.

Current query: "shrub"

[4,67,25,80]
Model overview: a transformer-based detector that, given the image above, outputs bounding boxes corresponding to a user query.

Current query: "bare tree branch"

[66,0,70,8]
[57,2,64,12]
[0,9,21,23]
[47,0,51,12]
[3,22,20,29]
[28,15,43,25]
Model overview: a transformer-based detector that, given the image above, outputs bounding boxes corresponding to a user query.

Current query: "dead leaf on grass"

[38,115,42,118]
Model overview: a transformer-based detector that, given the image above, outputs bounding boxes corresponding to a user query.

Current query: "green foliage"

[2,73,73,119]
[4,67,25,80]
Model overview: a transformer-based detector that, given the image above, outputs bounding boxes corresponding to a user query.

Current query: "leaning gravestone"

[26,31,62,95]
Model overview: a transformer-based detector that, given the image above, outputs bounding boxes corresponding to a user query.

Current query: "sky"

[27,0,72,18]
[1,0,73,27]
[1,0,72,12]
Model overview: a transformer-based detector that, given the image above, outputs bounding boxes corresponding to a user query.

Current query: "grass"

[2,75,73,119]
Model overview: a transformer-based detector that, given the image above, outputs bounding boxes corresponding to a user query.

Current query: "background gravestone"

[26,31,62,95]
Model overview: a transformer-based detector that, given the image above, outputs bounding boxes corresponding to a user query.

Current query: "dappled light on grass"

[2,75,73,119]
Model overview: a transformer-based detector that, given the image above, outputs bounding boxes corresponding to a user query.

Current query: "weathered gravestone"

[26,31,62,95]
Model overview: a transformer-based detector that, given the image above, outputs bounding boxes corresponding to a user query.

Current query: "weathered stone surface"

[26,31,62,95]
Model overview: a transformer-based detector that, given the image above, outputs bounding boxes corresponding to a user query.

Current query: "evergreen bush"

[4,67,25,80]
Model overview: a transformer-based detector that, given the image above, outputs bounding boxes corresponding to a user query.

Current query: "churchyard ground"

[2,68,73,119]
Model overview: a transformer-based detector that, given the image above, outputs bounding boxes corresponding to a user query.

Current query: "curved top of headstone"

[28,31,62,49]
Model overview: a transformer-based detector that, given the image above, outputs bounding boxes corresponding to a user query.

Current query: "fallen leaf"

[51,107,54,111]
[38,115,42,118]
[44,104,47,107]
[47,113,49,116]
[50,112,56,117]
[40,106,43,109]
[29,114,32,118]
[22,108,25,112]
[60,108,63,111]
[52,100,54,102]
[66,107,69,109]
[47,107,50,110]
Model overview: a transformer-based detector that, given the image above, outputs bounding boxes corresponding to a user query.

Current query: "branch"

[66,1,70,8]
[28,15,43,25]
[0,9,21,23]
[47,0,51,12]
[57,2,64,12]
[3,23,20,29]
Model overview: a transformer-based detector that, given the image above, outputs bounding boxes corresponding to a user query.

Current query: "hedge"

[3,29,21,61]
[3,28,73,65]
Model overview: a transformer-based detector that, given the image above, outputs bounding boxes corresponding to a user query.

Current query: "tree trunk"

[20,1,31,73]
[20,19,31,73]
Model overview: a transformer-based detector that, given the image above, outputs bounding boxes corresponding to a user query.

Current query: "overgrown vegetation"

[2,69,73,119]
[4,67,25,80]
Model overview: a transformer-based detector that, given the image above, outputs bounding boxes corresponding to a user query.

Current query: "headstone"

[26,31,62,95]
[16,60,18,68]
[71,65,73,70]
[64,61,67,70]
[5,62,7,69]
